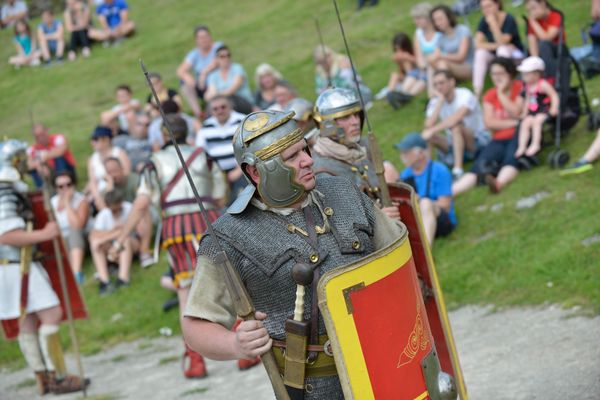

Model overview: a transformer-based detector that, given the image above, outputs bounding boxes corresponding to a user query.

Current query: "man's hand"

[40,222,60,242]
[381,203,401,221]
[234,311,272,359]
[421,127,435,140]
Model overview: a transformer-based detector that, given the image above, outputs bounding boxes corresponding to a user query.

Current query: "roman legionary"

[0,139,89,395]
[110,115,258,378]
[182,110,404,398]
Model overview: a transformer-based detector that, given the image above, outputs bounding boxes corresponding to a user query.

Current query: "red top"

[526,10,565,45]
[483,79,524,141]
[27,133,76,168]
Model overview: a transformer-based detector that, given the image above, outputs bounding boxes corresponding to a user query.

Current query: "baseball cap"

[394,132,427,151]
[91,126,113,140]
[517,56,545,73]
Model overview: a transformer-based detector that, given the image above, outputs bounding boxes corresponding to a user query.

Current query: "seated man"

[88,0,135,45]
[1,0,27,29]
[422,69,490,178]
[103,156,153,267]
[396,133,456,245]
[100,84,140,135]
[27,123,76,188]
[89,189,137,295]
[112,112,152,171]
[148,100,199,151]
[195,95,246,204]
[37,9,64,64]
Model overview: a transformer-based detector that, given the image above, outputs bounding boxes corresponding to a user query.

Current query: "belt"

[272,335,338,378]
[0,259,21,265]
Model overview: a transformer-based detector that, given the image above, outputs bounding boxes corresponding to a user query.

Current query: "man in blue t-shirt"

[396,132,457,245]
[88,0,135,44]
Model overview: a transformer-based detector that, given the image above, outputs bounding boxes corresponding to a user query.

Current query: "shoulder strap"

[159,147,205,206]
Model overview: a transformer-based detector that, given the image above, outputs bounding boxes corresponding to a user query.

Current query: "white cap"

[517,56,545,73]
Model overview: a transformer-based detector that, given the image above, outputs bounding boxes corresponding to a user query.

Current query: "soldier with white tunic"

[182,110,404,399]
[110,115,259,378]
[0,139,89,395]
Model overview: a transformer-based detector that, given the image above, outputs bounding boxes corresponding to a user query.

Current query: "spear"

[314,17,332,88]
[140,61,290,400]
[332,0,392,207]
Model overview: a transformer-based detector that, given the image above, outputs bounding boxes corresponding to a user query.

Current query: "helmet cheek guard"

[256,157,304,208]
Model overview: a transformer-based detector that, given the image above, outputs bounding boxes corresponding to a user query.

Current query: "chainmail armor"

[312,151,380,199]
[197,175,376,400]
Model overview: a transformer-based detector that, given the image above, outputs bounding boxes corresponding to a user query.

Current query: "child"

[8,19,40,67]
[410,2,442,97]
[37,9,65,64]
[515,56,559,158]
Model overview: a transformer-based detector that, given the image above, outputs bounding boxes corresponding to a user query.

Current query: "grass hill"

[1,0,598,370]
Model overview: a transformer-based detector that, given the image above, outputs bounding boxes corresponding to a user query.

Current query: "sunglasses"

[56,182,73,189]
[218,53,231,58]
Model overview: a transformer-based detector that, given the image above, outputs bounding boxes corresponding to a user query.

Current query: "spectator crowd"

[7,0,600,296]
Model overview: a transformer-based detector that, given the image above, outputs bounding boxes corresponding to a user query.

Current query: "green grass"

[1,0,599,371]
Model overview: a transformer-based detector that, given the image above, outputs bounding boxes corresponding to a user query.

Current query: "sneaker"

[68,51,76,62]
[162,297,179,313]
[559,160,593,176]
[116,278,130,289]
[452,167,464,179]
[82,47,91,58]
[75,271,85,285]
[99,281,115,296]
[375,87,390,101]
[139,252,155,269]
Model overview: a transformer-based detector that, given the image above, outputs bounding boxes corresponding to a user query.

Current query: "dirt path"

[1,305,599,400]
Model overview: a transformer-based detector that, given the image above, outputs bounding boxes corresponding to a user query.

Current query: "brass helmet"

[0,139,28,183]
[314,87,364,141]
[230,110,307,213]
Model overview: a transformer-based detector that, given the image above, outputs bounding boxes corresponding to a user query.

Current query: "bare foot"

[515,147,525,158]
[525,144,540,157]
[484,174,500,194]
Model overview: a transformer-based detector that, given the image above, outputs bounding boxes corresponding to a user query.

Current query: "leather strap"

[272,340,327,353]
[302,207,321,363]
[160,147,205,207]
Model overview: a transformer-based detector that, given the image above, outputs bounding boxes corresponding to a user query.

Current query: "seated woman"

[51,171,90,284]
[383,32,426,108]
[204,44,254,115]
[411,2,442,97]
[8,19,40,67]
[313,45,373,104]
[87,126,131,212]
[524,0,568,90]
[253,63,284,110]
[428,5,474,82]
[144,72,182,118]
[452,57,524,196]
[64,0,91,61]
[473,0,524,98]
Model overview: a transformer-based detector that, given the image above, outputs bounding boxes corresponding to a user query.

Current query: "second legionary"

[182,110,404,399]
[0,139,89,396]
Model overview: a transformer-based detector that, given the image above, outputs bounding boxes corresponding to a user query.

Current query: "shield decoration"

[318,229,438,400]
[389,182,467,400]
[1,191,88,340]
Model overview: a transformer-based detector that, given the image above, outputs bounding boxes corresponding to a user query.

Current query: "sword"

[40,173,87,397]
[332,0,392,207]
[141,61,290,400]
[314,17,332,88]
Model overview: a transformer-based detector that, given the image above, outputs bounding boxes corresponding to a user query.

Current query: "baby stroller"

[521,8,598,169]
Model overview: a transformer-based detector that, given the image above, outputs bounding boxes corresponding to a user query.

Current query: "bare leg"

[383,160,399,183]
[450,124,475,171]
[419,198,440,246]
[118,238,138,282]
[387,71,401,91]
[406,79,426,96]
[495,166,519,191]
[582,130,600,163]
[452,172,478,197]
[90,240,110,283]
[38,34,50,62]
[180,83,202,117]
[56,39,64,58]
[515,117,532,158]
[525,114,547,156]
[69,247,84,275]
[135,211,153,256]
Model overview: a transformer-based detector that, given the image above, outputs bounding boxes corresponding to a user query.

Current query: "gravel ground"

[1,305,599,400]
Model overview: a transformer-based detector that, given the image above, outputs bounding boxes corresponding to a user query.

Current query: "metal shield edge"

[389,182,468,400]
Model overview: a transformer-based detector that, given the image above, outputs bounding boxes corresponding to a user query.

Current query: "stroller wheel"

[548,149,570,169]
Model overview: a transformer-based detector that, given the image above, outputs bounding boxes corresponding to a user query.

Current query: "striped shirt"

[195,111,245,172]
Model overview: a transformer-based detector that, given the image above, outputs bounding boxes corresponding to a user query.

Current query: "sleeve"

[119,0,129,11]
[504,14,519,36]
[372,205,405,251]
[0,192,25,236]
[136,159,161,206]
[482,87,496,106]
[477,17,488,34]
[425,97,439,118]
[184,236,237,329]
[399,168,411,181]
[93,210,108,231]
[435,163,453,198]
[206,70,217,87]
[184,49,196,65]
[53,134,66,146]
[210,160,227,201]
[195,130,206,147]
[458,89,478,112]
[549,11,562,29]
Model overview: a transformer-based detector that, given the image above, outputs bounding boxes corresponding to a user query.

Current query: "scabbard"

[284,318,310,393]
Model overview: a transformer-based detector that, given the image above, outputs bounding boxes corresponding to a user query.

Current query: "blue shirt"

[184,41,222,77]
[400,160,457,225]
[206,63,253,104]
[97,0,128,29]
[14,33,32,55]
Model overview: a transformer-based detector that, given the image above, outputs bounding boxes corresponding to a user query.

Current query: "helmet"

[230,110,307,213]
[285,98,314,123]
[0,139,28,183]
[314,87,364,140]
